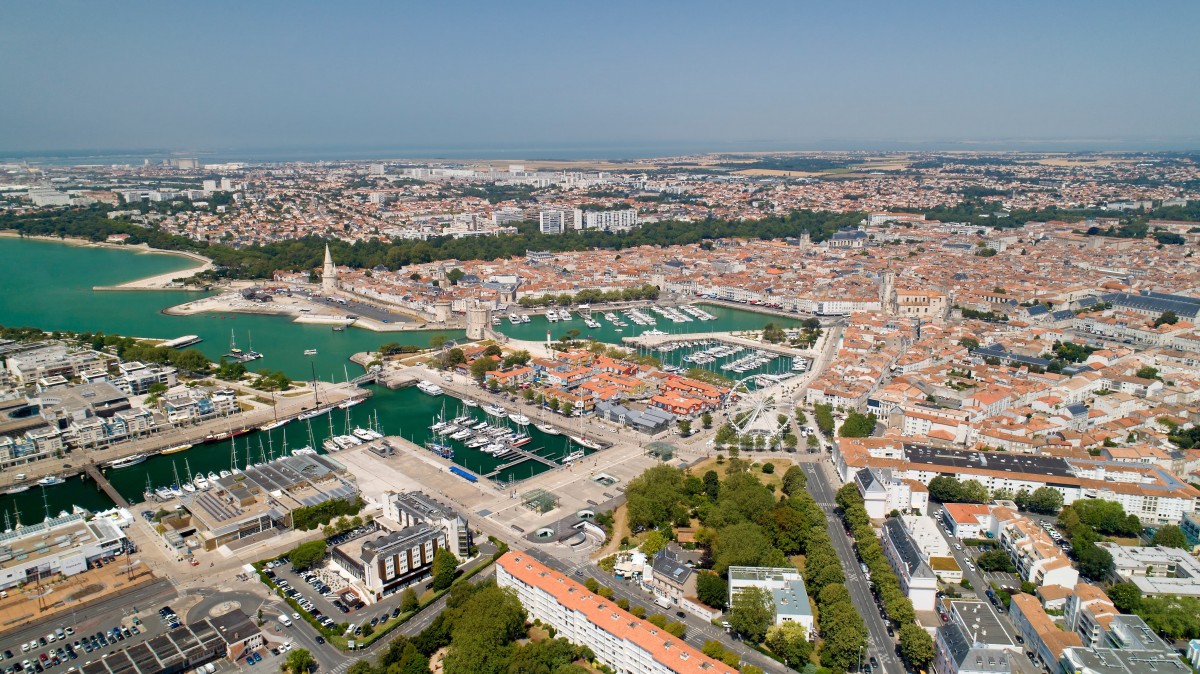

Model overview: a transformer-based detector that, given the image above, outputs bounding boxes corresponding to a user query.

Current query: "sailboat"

[181,459,197,492]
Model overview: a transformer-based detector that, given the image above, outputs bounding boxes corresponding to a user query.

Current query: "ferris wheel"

[727,374,786,438]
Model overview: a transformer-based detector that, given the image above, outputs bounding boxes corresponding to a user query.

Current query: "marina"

[0,237,791,518]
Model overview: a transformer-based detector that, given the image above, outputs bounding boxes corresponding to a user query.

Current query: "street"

[801,463,902,674]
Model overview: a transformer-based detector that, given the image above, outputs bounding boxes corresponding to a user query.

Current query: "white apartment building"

[538,209,570,234]
[727,566,814,633]
[1096,543,1200,597]
[497,553,736,674]
[573,208,639,232]
[992,507,1078,588]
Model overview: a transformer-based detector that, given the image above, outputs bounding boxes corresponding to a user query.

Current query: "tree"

[641,530,667,557]
[1108,582,1142,613]
[1076,543,1114,580]
[899,623,935,669]
[713,523,783,574]
[431,548,458,591]
[400,586,419,613]
[441,584,528,674]
[1153,524,1189,549]
[702,470,721,502]
[625,465,687,531]
[696,572,728,610]
[976,549,1016,573]
[813,404,835,435]
[728,587,775,643]
[715,423,738,446]
[959,337,980,350]
[469,355,499,382]
[765,622,813,668]
[287,540,327,571]
[1154,310,1179,327]
[502,349,531,367]
[1015,486,1063,515]
[677,419,692,436]
[960,479,989,504]
[701,412,713,429]
[584,577,600,593]
[928,475,963,503]
[837,411,877,438]
[761,462,775,474]
[429,334,448,349]
[283,649,316,674]
[1136,365,1160,380]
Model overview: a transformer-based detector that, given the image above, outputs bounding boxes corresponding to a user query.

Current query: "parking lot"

[262,523,433,640]
[0,605,167,674]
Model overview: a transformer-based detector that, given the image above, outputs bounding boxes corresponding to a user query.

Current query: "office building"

[385,490,471,558]
[1097,543,1200,596]
[332,522,447,599]
[497,552,737,674]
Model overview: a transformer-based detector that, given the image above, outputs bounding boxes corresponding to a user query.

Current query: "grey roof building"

[934,622,1012,674]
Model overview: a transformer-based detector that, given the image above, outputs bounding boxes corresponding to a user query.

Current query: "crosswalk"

[326,660,353,674]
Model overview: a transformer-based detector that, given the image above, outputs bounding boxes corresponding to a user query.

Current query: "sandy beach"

[0,231,213,289]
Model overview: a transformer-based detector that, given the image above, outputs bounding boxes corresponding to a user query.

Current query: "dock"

[84,463,131,509]
[481,445,561,479]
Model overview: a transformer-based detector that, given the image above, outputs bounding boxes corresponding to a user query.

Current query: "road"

[0,580,177,664]
[801,463,900,674]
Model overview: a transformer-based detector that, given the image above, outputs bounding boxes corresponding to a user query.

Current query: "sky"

[2,1,1199,156]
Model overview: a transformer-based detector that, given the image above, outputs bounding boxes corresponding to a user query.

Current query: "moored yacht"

[416,380,444,395]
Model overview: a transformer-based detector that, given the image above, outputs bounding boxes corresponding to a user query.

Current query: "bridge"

[481,445,561,479]
[85,463,131,509]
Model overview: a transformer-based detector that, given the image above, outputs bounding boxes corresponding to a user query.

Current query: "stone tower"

[880,270,897,316]
[322,244,338,292]
[466,302,491,341]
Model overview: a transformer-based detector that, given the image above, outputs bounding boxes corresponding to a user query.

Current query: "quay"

[481,445,561,479]
[84,463,130,509]
[620,331,807,358]
[9,381,370,485]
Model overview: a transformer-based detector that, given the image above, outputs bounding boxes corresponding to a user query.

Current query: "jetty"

[84,463,131,509]
[481,446,560,479]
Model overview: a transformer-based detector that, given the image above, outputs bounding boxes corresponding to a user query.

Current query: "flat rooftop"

[0,513,122,572]
[904,444,1075,479]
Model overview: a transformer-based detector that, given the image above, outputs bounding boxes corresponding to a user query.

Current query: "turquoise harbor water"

[0,237,797,516]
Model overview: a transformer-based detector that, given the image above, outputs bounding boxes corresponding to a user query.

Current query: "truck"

[654,595,672,609]
[278,615,292,627]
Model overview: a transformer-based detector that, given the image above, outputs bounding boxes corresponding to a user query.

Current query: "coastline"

[0,230,213,289]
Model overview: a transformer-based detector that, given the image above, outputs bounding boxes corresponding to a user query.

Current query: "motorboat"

[37,476,66,487]
[462,399,479,408]
[484,403,507,418]
[193,474,209,491]
[509,413,530,425]
[322,438,340,452]
[160,443,192,454]
[304,349,318,356]
[561,450,585,464]
[450,428,473,441]
[154,486,173,500]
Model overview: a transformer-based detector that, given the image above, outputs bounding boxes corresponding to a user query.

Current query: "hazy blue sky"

[2,1,1198,155]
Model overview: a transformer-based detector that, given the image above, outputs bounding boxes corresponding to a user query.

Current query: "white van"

[278,614,292,627]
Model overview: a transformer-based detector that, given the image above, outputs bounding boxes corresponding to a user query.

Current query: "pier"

[84,463,131,509]
[481,445,561,479]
